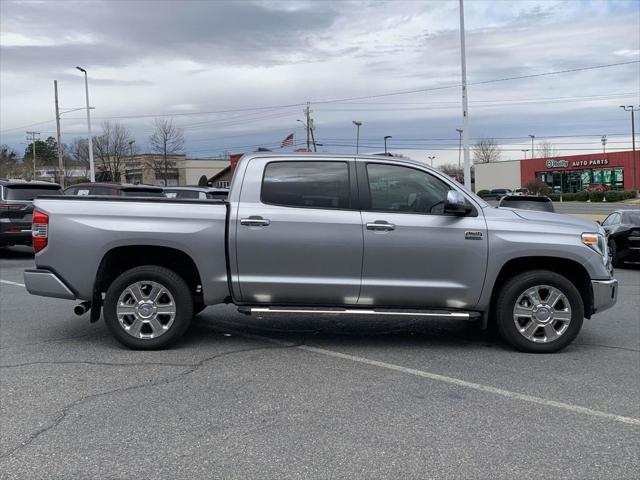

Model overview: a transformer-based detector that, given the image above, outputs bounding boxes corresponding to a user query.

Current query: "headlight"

[582,232,606,257]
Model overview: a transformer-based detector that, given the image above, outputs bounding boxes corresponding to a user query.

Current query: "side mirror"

[444,190,472,215]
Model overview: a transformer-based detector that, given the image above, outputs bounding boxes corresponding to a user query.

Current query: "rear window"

[262,161,350,209]
[4,186,62,200]
[500,198,554,212]
[121,189,165,197]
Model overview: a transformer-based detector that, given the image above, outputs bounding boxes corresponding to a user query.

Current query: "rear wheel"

[609,239,625,268]
[495,270,583,353]
[104,265,193,350]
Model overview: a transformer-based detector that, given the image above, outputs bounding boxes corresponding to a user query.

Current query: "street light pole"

[352,121,362,154]
[521,149,529,160]
[620,105,639,192]
[384,135,392,155]
[528,134,535,158]
[601,135,607,154]
[76,66,95,182]
[458,0,471,189]
[456,128,463,170]
[428,155,435,167]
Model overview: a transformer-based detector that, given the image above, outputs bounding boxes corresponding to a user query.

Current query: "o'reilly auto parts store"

[475,150,639,193]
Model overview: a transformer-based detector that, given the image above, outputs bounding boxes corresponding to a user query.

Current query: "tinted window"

[622,212,640,225]
[92,186,116,195]
[122,190,165,197]
[177,190,201,199]
[4,186,62,200]
[366,163,450,214]
[500,198,554,212]
[262,161,350,209]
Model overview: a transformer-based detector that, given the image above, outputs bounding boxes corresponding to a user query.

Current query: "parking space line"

[211,325,640,426]
[297,345,640,426]
[0,279,25,287]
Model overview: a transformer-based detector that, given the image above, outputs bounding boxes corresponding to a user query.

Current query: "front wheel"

[495,270,584,353]
[103,265,193,350]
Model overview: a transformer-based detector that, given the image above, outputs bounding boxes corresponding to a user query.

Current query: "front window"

[366,163,450,214]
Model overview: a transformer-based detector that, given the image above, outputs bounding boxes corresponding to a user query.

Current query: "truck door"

[357,161,488,309]
[232,158,363,305]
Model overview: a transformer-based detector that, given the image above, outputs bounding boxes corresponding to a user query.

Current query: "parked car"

[600,209,640,267]
[513,188,529,196]
[0,179,62,247]
[498,195,555,212]
[584,183,610,193]
[24,153,617,353]
[163,186,229,200]
[480,188,512,201]
[64,182,165,197]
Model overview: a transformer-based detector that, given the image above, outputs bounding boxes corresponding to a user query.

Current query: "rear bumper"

[23,269,76,300]
[591,278,617,314]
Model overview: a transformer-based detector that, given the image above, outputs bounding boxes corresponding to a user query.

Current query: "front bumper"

[24,269,76,300]
[591,278,618,314]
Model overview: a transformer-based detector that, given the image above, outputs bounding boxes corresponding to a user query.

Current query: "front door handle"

[366,221,395,231]
[241,216,271,227]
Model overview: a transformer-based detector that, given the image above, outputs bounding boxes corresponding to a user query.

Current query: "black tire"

[495,270,584,353]
[103,265,193,350]
[609,239,625,268]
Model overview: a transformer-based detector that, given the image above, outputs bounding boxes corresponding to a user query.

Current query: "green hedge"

[575,191,589,202]
[548,193,560,201]
[477,189,490,197]
[589,191,605,202]
[561,193,576,201]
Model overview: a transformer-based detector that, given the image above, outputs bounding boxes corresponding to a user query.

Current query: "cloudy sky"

[1,0,639,165]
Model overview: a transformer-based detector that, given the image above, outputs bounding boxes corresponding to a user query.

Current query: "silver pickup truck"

[24,153,617,353]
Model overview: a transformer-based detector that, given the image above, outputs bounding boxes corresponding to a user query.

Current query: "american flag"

[281,133,294,147]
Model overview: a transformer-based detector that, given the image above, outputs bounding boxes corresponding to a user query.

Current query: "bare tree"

[0,145,20,178]
[439,163,463,180]
[473,137,501,163]
[525,178,549,196]
[148,118,184,186]
[68,138,91,177]
[93,121,135,182]
[535,141,558,159]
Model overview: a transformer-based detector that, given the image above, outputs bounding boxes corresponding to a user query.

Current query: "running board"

[238,306,480,319]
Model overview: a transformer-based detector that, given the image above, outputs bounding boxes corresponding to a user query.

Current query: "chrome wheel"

[116,281,176,339]
[512,285,572,343]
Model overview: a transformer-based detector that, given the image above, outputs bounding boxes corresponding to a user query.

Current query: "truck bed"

[31,196,230,304]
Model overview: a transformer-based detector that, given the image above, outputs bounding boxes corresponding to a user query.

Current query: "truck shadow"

[0,246,34,259]
[191,310,502,351]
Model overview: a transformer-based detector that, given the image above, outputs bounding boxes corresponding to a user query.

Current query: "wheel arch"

[95,245,203,299]
[486,256,593,326]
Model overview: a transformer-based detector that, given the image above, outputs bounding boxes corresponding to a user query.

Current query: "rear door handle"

[366,221,395,231]
[240,216,271,227]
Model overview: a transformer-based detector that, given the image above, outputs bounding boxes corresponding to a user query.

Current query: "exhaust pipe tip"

[74,301,91,316]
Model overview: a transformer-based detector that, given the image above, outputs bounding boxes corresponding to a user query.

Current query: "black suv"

[0,179,62,247]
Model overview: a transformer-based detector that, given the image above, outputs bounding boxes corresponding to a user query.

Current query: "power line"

[4,59,637,133]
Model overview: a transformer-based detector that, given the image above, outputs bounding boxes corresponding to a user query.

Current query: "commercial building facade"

[475,150,639,193]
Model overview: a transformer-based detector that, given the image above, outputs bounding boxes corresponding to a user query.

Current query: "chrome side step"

[238,306,479,319]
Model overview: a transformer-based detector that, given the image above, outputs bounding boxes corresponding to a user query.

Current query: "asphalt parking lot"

[1,246,639,479]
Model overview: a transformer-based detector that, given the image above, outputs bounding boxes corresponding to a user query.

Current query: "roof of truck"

[238,152,438,170]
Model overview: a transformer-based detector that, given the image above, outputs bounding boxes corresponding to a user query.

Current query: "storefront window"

[536,168,624,192]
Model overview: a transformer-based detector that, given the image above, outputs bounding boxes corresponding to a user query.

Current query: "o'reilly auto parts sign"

[545,158,609,169]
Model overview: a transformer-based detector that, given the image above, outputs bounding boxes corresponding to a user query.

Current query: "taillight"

[32,210,49,253]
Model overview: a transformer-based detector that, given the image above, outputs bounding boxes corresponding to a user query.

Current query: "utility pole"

[620,106,638,192]
[26,131,39,180]
[456,128,463,170]
[528,134,535,158]
[304,103,311,152]
[54,80,65,187]
[459,0,471,189]
[601,135,607,154]
[309,116,317,152]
